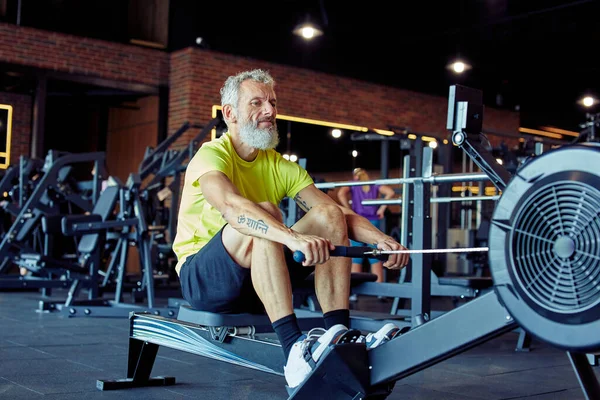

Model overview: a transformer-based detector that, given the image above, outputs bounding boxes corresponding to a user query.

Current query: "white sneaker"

[283,324,348,388]
[364,322,403,349]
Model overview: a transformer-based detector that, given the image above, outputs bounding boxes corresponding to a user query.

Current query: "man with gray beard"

[238,108,280,150]
[172,68,409,391]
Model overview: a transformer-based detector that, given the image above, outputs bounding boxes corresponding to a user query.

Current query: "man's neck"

[229,131,259,162]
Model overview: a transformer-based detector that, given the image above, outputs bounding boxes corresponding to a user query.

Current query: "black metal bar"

[436,142,452,269]
[115,236,128,304]
[129,338,159,382]
[141,236,155,309]
[138,122,190,180]
[410,144,432,326]
[92,160,100,206]
[142,117,219,189]
[18,156,25,208]
[515,329,532,352]
[0,276,71,289]
[369,291,517,385]
[567,352,600,400]
[126,338,145,379]
[65,218,138,235]
[391,155,412,315]
[87,237,101,299]
[168,174,181,241]
[447,85,512,191]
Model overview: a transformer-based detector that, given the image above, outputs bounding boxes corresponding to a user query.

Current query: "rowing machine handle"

[293,246,384,263]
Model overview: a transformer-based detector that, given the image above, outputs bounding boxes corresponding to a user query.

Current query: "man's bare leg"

[292,204,351,314]
[221,201,293,322]
[222,201,306,369]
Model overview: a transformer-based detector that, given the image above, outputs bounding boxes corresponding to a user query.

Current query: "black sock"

[323,309,350,330]
[272,314,303,361]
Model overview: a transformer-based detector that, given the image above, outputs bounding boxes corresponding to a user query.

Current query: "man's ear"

[222,104,237,124]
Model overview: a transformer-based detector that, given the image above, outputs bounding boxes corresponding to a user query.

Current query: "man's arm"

[294,185,409,269]
[200,171,333,265]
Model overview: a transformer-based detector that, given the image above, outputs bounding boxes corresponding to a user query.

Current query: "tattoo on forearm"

[294,194,311,212]
[238,214,269,234]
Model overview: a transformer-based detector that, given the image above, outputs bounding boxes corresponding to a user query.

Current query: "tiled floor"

[0,289,596,399]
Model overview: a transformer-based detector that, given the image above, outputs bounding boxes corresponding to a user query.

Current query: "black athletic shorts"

[179,225,314,314]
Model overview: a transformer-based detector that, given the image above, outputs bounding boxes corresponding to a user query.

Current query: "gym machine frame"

[97,86,600,399]
[0,151,104,291]
[39,119,222,318]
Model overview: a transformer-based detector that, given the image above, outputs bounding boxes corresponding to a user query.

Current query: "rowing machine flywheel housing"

[489,143,600,352]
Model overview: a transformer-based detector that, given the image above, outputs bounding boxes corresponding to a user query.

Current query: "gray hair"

[220,69,275,112]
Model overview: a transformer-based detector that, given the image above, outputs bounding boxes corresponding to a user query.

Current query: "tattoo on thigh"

[238,214,269,234]
[294,194,311,212]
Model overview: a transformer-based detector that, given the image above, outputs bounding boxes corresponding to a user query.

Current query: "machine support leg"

[567,352,600,400]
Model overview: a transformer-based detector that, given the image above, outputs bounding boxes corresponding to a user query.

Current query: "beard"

[238,117,280,150]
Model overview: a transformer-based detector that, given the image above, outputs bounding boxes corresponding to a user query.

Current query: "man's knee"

[257,202,283,222]
[310,203,345,224]
[306,204,348,239]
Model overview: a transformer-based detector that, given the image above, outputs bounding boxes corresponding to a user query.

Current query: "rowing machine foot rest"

[96,376,175,390]
[287,341,370,399]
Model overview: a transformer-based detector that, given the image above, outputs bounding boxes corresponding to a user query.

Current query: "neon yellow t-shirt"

[172,132,313,274]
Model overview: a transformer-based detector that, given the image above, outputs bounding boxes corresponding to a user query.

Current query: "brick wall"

[0,92,32,165]
[168,47,520,145]
[0,23,169,87]
[0,22,520,165]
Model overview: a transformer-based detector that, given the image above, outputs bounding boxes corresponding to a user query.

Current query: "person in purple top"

[337,168,396,284]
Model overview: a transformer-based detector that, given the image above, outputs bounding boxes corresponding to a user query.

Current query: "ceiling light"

[352,150,358,158]
[453,62,465,73]
[447,59,472,74]
[293,21,323,40]
[428,141,438,149]
[289,154,298,163]
[582,96,595,107]
[331,129,342,138]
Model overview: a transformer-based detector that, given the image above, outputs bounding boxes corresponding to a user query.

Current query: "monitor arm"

[446,85,513,192]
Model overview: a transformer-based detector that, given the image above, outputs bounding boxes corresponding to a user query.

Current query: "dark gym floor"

[0,289,595,400]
